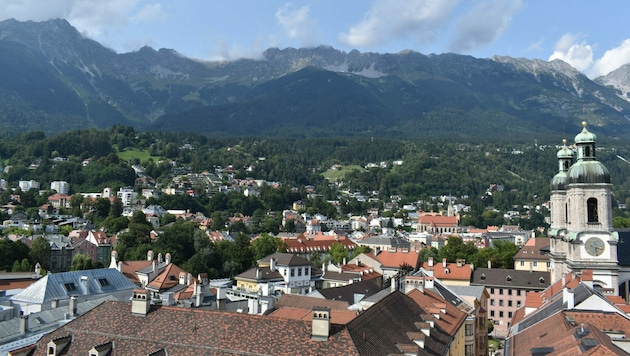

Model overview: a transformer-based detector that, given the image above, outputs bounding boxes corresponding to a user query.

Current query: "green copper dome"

[568,160,610,184]
[574,121,596,143]
[551,172,569,191]
[556,139,574,159]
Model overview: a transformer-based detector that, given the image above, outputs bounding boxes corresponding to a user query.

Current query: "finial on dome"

[582,121,587,128]
[562,138,567,145]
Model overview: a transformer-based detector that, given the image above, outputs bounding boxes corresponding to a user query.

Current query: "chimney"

[187,273,192,286]
[442,258,447,268]
[456,259,465,267]
[487,260,491,269]
[35,262,41,276]
[117,261,123,273]
[165,252,171,264]
[179,272,186,285]
[428,256,434,267]
[152,260,156,273]
[109,250,118,269]
[157,253,163,264]
[70,295,77,316]
[342,257,347,265]
[147,250,154,261]
[51,299,58,308]
[256,268,262,279]
[356,259,361,266]
[322,263,327,273]
[311,307,331,341]
[563,288,575,309]
[270,258,276,272]
[81,275,90,295]
[131,289,150,316]
[20,315,28,334]
[194,282,202,307]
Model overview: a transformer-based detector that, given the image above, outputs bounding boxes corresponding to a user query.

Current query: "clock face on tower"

[585,237,605,256]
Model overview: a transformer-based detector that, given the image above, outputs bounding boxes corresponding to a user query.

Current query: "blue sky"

[1,0,629,78]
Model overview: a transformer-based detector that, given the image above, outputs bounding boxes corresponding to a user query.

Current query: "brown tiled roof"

[258,252,313,266]
[514,237,550,261]
[419,215,458,226]
[235,266,283,282]
[508,311,627,356]
[118,260,153,284]
[275,293,349,310]
[0,279,38,291]
[471,268,550,289]
[284,235,357,254]
[30,301,361,356]
[345,291,450,355]
[406,289,467,336]
[147,264,191,291]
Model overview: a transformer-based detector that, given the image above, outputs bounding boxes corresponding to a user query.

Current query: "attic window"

[539,277,545,284]
[98,278,110,287]
[444,268,450,274]
[481,273,486,280]
[507,275,512,282]
[63,283,77,292]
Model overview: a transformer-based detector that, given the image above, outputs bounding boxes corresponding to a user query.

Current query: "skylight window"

[98,278,110,287]
[63,283,76,292]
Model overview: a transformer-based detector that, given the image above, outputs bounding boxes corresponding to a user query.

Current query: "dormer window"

[539,277,545,284]
[63,283,76,293]
[98,278,110,287]
[480,273,486,280]
[507,275,512,282]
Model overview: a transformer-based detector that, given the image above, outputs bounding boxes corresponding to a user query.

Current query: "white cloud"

[448,0,522,53]
[339,0,458,48]
[275,3,317,47]
[548,33,593,71]
[0,0,146,37]
[588,39,630,78]
[133,3,167,24]
[523,37,544,53]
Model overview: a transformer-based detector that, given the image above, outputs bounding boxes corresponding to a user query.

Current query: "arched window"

[587,198,598,223]
[584,146,591,157]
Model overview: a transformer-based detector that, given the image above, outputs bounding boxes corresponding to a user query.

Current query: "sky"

[1,0,629,78]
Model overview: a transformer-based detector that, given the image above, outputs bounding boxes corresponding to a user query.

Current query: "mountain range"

[1,18,630,142]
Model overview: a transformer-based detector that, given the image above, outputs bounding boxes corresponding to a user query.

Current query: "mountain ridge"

[1,18,630,141]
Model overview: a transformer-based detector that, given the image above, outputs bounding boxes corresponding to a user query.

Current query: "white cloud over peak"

[338,0,458,48]
[448,0,522,53]
[548,33,593,72]
[588,39,630,78]
[275,3,317,47]
[133,3,167,24]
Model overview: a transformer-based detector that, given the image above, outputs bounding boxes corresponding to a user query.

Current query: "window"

[63,283,76,292]
[508,289,512,296]
[533,261,538,267]
[508,300,512,307]
[517,290,521,296]
[520,261,525,267]
[490,299,495,306]
[517,301,522,308]
[499,311,504,318]
[499,300,504,306]
[465,324,473,336]
[508,311,513,318]
[490,288,495,294]
[587,198,599,223]
[547,262,551,268]
[98,278,110,287]
[499,289,504,295]
[290,268,295,277]
[298,268,302,276]
[490,310,495,317]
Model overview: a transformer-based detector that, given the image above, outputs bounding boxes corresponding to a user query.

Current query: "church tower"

[549,122,619,294]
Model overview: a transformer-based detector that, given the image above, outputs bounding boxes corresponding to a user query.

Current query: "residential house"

[233,252,321,297]
[309,279,382,305]
[506,270,630,355]
[50,181,69,195]
[9,268,136,315]
[422,257,473,286]
[470,267,550,337]
[514,236,551,272]
[282,232,357,261]
[47,193,71,209]
[116,187,137,207]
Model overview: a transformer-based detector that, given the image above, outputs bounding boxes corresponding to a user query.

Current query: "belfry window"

[584,145,591,157]
[587,198,598,223]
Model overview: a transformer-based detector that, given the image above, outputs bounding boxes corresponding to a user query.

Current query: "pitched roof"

[269,306,358,325]
[506,311,628,356]
[146,264,191,291]
[406,288,468,335]
[317,280,381,304]
[419,215,458,226]
[471,268,551,289]
[29,301,361,356]
[345,291,450,355]
[514,237,550,261]
[422,261,473,281]
[259,252,313,266]
[375,249,420,269]
[10,268,136,304]
[116,260,153,284]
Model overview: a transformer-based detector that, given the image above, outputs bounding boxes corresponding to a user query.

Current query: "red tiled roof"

[147,264,192,291]
[283,235,357,254]
[118,260,153,284]
[375,250,420,269]
[419,215,458,226]
[269,306,358,325]
[421,261,472,281]
[406,289,467,335]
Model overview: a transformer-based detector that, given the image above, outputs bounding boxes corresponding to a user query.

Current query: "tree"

[438,236,478,263]
[251,234,287,261]
[29,236,52,270]
[70,254,97,271]
[350,245,372,259]
[330,242,349,264]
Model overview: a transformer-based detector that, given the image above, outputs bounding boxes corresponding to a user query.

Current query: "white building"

[50,181,69,195]
[18,180,39,191]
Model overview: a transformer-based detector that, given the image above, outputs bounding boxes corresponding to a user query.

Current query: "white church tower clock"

[549,122,619,294]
